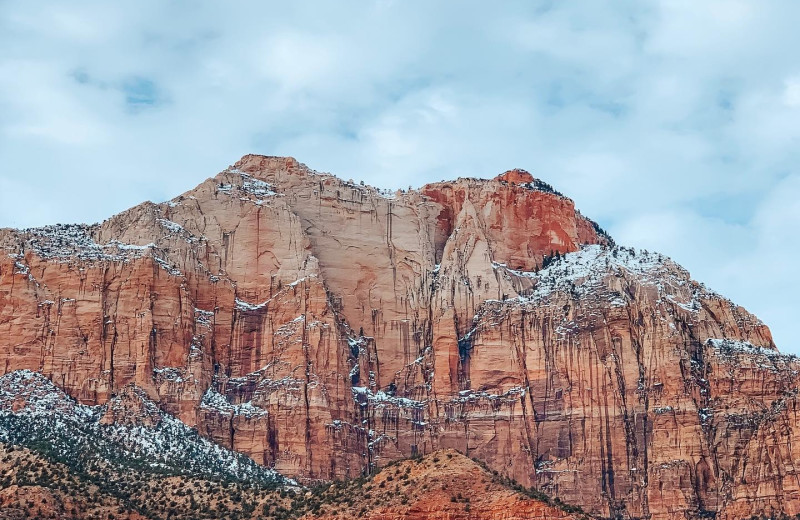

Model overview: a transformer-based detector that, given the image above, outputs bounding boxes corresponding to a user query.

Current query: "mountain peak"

[495,168,536,184]
[232,154,303,175]
[0,156,789,520]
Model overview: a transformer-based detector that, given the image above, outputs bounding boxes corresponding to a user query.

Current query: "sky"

[1,1,799,351]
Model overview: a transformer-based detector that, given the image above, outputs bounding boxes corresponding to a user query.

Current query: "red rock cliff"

[0,155,796,519]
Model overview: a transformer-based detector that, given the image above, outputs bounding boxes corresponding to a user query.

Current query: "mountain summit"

[0,155,797,519]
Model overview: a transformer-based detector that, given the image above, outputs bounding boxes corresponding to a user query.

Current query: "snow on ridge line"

[13,224,127,261]
[489,244,714,306]
[706,338,792,359]
[0,369,87,416]
[241,174,276,197]
[0,369,72,400]
[218,168,278,201]
[7,224,190,272]
[0,369,287,484]
[518,244,676,283]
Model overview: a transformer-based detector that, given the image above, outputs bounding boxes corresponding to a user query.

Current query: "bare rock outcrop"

[0,155,797,519]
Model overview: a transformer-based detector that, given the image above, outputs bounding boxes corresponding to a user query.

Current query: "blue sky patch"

[121,77,163,112]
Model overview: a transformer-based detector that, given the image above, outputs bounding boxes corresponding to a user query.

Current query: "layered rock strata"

[0,155,796,519]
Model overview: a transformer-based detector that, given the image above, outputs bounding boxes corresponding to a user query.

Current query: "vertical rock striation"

[0,155,796,519]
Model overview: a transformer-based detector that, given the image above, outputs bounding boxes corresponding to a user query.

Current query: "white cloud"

[0,0,799,351]
[784,78,800,108]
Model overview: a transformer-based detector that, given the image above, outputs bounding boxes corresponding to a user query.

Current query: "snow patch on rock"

[200,387,269,418]
[0,370,285,485]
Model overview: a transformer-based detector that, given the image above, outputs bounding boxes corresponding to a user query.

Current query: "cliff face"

[0,155,797,519]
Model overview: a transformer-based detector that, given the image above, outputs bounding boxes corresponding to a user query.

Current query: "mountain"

[0,371,578,519]
[0,370,285,486]
[0,438,579,520]
[0,155,798,519]
[0,370,289,519]
[294,449,586,520]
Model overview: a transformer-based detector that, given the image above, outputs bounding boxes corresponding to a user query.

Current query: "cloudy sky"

[1,1,799,351]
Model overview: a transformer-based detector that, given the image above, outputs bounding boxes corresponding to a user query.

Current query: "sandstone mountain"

[0,438,578,520]
[0,368,579,519]
[0,155,798,519]
[297,449,585,520]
